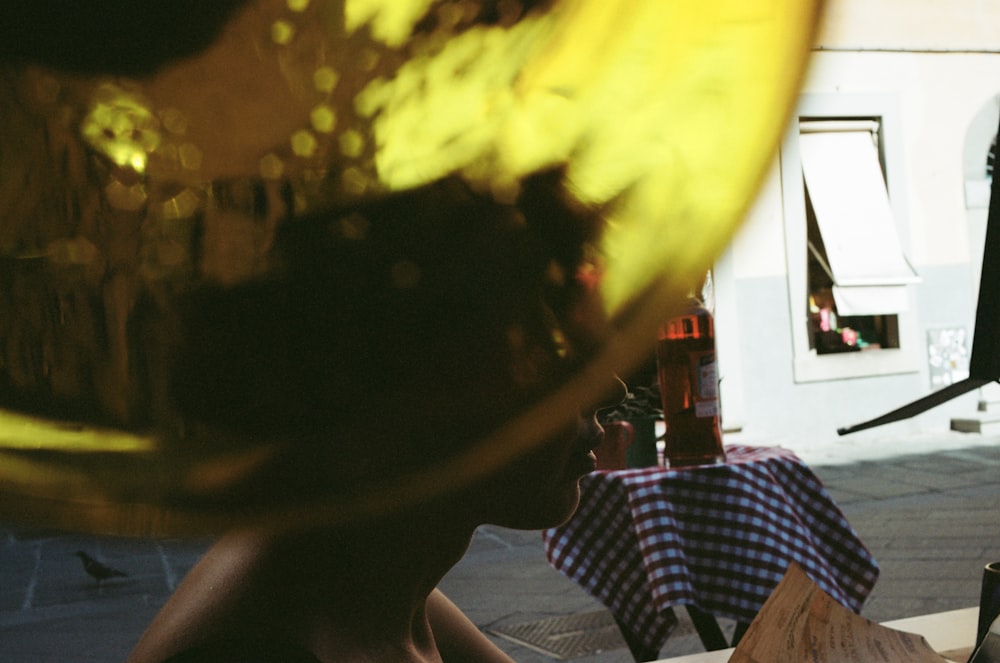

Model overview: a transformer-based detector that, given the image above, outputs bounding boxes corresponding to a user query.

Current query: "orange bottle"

[656,301,725,467]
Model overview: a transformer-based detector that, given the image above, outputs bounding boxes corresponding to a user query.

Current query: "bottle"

[656,300,725,467]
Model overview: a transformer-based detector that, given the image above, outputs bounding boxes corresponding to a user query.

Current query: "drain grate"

[488,610,627,660]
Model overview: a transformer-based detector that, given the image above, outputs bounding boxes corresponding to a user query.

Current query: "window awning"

[799,124,920,316]
[830,284,909,317]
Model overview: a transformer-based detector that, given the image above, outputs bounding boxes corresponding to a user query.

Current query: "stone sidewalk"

[2,432,1000,662]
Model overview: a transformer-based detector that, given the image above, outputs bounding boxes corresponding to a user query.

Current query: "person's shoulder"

[126,531,283,663]
[162,638,322,663]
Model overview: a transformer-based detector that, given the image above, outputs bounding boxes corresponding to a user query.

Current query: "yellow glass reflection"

[0,0,822,535]
[345,0,438,47]
[0,409,153,453]
[271,19,296,45]
[351,0,819,311]
[105,178,148,211]
[291,129,318,156]
[161,188,203,220]
[338,129,365,157]
[313,66,340,93]
[178,143,204,170]
[310,104,337,133]
[81,85,160,173]
[259,153,286,179]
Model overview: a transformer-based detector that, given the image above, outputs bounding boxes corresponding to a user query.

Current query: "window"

[800,119,919,354]
[781,95,921,382]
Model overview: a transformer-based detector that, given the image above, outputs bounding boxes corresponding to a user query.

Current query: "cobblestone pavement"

[2,432,999,662]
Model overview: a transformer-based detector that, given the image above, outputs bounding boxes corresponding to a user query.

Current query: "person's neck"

[259,509,479,661]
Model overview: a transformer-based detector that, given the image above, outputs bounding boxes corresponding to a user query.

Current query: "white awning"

[831,284,909,317]
[799,125,919,316]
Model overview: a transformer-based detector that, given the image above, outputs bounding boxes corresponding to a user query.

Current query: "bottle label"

[693,352,719,417]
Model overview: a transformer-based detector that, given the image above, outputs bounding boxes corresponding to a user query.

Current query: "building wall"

[815,0,1000,52]
[714,10,1000,451]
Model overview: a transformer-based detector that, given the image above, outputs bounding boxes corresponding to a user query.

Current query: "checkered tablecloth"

[542,445,880,653]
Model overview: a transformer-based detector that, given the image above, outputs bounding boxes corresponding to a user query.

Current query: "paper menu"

[730,563,948,663]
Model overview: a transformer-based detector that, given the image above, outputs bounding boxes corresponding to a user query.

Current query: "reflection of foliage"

[598,383,662,424]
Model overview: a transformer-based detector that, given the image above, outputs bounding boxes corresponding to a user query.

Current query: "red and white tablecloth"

[542,445,880,653]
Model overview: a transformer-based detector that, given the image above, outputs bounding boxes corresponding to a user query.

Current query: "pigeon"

[74,551,127,585]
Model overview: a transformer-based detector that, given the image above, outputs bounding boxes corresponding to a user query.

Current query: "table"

[651,607,978,662]
[542,445,880,660]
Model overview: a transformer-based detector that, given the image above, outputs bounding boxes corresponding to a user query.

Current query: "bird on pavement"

[74,550,128,585]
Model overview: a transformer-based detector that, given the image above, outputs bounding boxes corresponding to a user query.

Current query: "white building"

[713,0,1000,450]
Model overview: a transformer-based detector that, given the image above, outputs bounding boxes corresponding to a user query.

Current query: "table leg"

[615,615,666,662]
[685,605,731,651]
[615,605,738,659]
[732,620,750,646]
